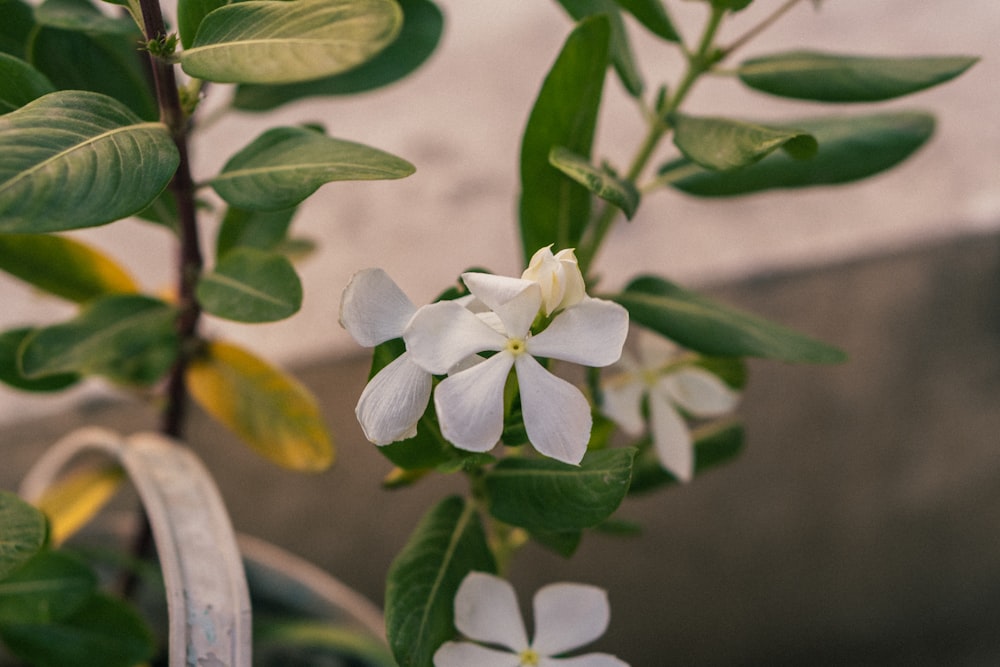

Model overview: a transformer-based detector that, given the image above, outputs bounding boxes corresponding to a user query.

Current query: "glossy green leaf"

[197,248,302,322]
[385,496,495,667]
[234,0,444,110]
[212,126,413,210]
[661,111,936,196]
[612,275,846,363]
[670,113,817,171]
[0,91,179,232]
[0,551,96,624]
[738,51,978,103]
[485,448,635,533]
[28,24,158,121]
[0,592,155,667]
[19,294,178,385]
[519,15,610,262]
[549,146,640,218]
[0,492,47,581]
[177,0,227,49]
[629,421,744,494]
[0,233,138,303]
[181,0,403,84]
[186,340,335,471]
[0,54,54,114]
[216,206,296,259]
[555,0,642,96]
[0,328,79,392]
[615,0,679,42]
[0,0,35,59]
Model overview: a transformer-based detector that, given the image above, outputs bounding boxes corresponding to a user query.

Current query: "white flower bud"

[521,245,587,316]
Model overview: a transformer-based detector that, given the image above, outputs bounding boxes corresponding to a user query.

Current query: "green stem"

[576,6,726,277]
[720,0,806,58]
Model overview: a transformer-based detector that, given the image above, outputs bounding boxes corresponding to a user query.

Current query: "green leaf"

[211,125,414,211]
[549,146,639,218]
[385,496,496,667]
[0,492,47,581]
[254,620,398,667]
[711,0,752,10]
[629,421,744,494]
[19,294,178,385]
[186,340,335,471]
[0,54,54,114]
[0,91,179,232]
[0,551,96,624]
[0,328,79,392]
[177,0,227,49]
[519,15,610,262]
[33,0,136,33]
[216,206,297,259]
[197,248,302,323]
[485,448,635,533]
[181,0,403,84]
[0,233,138,303]
[615,0,679,42]
[661,111,936,197]
[0,0,35,59]
[528,528,583,558]
[738,51,978,103]
[612,275,846,363]
[0,592,155,667]
[670,113,817,171]
[28,23,158,121]
[234,0,444,110]
[555,0,642,96]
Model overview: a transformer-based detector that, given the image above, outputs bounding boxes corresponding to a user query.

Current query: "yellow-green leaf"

[35,464,124,545]
[186,341,334,471]
[0,233,137,303]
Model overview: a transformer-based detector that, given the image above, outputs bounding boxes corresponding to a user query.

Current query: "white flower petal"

[635,328,679,368]
[462,272,537,312]
[599,375,646,436]
[527,299,628,367]
[543,653,630,667]
[433,641,521,667]
[355,352,431,445]
[649,391,694,482]
[453,572,529,652]
[516,355,591,465]
[435,353,514,452]
[531,582,610,656]
[338,268,416,347]
[405,301,505,374]
[492,281,543,339]
[659,367,740,417]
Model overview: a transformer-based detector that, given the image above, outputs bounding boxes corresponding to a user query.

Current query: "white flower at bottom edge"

[404,272,628,465]
[338,268,432,445]
[433,572,629,667]
[601,331,740,482]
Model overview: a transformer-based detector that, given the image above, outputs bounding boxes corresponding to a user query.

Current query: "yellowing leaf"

[186,341,334,471]
[36,464,125,545]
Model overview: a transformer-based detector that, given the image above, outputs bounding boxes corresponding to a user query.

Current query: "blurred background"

[2,2,999,664]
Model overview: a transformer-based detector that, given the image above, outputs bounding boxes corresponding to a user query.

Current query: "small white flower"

[601,331,740,482]
[434,572,629,667]
[338,268,432,445]
[404,272,628,465]
[521,245,587,316]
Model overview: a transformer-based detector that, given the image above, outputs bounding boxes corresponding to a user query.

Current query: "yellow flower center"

[506,338,527,356]
[519,648,540,666]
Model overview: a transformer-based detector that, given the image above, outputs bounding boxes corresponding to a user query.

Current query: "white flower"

[434,572,629,667]
[404,272,628,465]
[601,332,740,482]
[521,245,586,316]
[338,268,432,445]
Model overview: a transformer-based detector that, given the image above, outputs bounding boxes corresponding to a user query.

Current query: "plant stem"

[720,0,806,57]
[135,0,204,439]
[577,6,726,277]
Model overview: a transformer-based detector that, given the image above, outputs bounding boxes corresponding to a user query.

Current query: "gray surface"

[2,231,1000,665]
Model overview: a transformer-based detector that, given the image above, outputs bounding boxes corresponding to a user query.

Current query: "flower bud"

[521,245,586,316]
